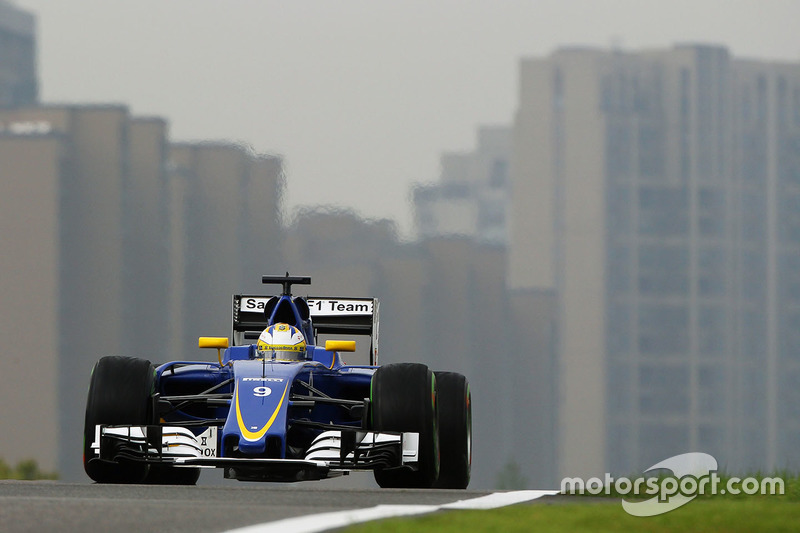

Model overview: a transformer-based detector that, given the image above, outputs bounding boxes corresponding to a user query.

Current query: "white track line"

[225,490,559,533]
[441,490,560,510]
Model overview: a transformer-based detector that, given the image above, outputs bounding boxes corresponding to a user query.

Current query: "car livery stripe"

[235,380,290,441]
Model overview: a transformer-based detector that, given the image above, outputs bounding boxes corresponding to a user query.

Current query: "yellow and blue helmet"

[256,323,307,361]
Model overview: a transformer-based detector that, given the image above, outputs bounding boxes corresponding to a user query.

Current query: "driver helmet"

[256,323,307,361]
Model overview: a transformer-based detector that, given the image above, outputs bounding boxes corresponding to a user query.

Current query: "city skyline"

[508,44,800,480]
[4,0,800,487]
[12,0,800,237]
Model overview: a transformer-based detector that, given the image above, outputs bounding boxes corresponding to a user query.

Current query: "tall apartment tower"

[0,106,285,480]
[167,143,284,361]
[0,119,63,474]
[508,45,800,482]
[282,209,511,488]
[0,0,38,107]
[413,126,511,244]
[0,105,131,479]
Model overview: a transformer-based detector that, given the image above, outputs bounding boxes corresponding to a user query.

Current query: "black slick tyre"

[371,363,439,488]
[433,371,471,489]
[83,356,155,483]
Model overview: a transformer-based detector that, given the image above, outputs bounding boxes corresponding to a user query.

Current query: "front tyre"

[83,356,155,483]
[371,363,439,488]
[433,372,471,489]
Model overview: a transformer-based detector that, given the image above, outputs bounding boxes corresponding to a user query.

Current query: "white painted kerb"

[225,490,559,533]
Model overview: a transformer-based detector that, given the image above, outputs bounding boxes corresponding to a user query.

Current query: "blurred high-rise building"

[0,105,132,478]
[509,45,800,482]
[0,0,38,107]
[0,105,284,481]
[0,114,62,475]
[413,126,511,244]
[167,142,284,360]
[283,208,513,488]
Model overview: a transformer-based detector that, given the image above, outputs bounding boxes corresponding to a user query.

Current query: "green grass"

[342,475,800,533]
[343,500,800,533]
[0,458,58,480]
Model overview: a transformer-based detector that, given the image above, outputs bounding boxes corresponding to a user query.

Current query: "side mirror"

[325,340,356,352]
[199,337,229,366]
[199,337,229,349]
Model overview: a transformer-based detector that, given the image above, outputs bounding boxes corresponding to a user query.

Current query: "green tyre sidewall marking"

[431,372,440,477]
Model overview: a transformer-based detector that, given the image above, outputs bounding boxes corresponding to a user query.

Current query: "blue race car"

[83,275,471,488]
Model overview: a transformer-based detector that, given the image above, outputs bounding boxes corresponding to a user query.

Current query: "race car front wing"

[87,424,419,482]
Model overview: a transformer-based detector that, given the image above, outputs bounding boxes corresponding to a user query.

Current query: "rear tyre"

[433,372,471,489]
[83,356,155,483]
[371,363,439,488]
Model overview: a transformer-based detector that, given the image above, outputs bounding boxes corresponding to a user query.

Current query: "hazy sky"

[13,0,800,237]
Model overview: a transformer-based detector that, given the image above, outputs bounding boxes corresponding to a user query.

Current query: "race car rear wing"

[231,295,380,365]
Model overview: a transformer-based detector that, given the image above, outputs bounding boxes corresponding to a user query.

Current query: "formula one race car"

[83,275,471,488]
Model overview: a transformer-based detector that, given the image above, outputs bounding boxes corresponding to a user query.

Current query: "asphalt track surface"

[0,478,549,533]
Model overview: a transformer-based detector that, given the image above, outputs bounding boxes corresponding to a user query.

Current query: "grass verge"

[343,474,800,533]
[342,499,800,533]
